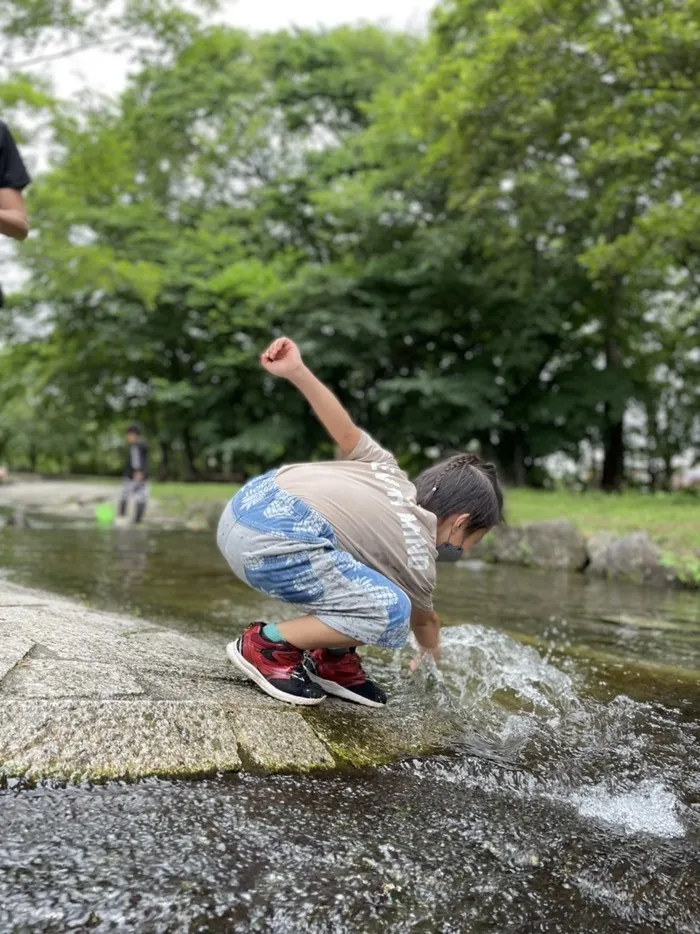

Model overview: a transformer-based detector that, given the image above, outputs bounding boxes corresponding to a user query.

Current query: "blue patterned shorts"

[216,472,411,648]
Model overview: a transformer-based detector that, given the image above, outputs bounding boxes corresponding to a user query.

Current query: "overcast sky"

[45,0,436,98]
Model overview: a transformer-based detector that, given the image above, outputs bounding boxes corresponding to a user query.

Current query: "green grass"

[148,481,240,516]
[155,483,699,560]
[70,476,238,517]
[151,481,239,501]
[52,475,700,575]
[506,488,700,566]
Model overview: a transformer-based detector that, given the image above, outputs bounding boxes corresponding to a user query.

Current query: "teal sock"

[262,622,286,643]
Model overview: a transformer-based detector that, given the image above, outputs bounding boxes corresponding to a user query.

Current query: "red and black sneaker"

[305,648,387,708]
[227,623,325,706]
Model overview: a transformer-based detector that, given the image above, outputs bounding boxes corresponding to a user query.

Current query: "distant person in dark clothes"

[119,424,149,524]
[0,120,30,242]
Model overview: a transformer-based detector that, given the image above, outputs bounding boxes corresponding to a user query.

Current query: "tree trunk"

[512,434,527,487]
[646,404,658,492]
[158,440,172,481]
[601,332,625,492]
[601,412,624,491]
[663,453,674,492]
[182,427,198,480]
[496,431,528,486]
[648,462,658,492]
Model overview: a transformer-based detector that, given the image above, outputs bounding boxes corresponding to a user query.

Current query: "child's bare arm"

[0,189,29,240]
[410,606,441,662]
[261,336,362,456]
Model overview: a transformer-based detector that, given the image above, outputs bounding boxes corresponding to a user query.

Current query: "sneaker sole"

[306,671,386,708]
[226,640,326,706]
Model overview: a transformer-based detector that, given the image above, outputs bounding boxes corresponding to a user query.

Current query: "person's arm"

[410,606,441,668]
[0,123,31,241]
[0,188,29,241]
[261,336,362,456]
[133,442,148,482]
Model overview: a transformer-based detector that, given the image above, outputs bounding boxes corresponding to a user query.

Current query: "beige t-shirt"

[276,432,437,610]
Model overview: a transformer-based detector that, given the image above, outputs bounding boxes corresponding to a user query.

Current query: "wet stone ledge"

[0,583,453,784]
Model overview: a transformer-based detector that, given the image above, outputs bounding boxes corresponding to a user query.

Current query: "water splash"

[440,624,576,712]
[390,623,697,849]
[569,779,685,838]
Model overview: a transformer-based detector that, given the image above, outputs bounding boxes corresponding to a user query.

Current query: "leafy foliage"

[1,1,698,486]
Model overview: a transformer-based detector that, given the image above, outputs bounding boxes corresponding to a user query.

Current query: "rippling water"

[1,522,699,932]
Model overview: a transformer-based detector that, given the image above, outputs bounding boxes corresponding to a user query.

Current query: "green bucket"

[95,502,117,527]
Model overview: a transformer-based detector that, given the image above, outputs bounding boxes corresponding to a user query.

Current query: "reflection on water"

[2,523,699,665]
[1,521,699,933]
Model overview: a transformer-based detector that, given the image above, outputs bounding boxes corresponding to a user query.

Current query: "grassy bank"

[77,477,700,577]
[506,489,700,574]
[151,483,699,554]
[149,481,240,516]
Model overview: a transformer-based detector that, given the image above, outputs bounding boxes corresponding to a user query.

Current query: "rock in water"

[488,519,588,571]
[586,531,671,585]
[585,531,617,564]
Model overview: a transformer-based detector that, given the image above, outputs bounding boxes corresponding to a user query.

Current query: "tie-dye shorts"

[216,472,411,648]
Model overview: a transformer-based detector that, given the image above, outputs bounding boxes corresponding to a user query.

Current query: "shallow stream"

[1,521,699,933]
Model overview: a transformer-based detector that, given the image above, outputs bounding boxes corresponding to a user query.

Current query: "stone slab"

[0,606,230,677]
[306,706,458,766]
[0,660,145,698]
[0,581,75,607]
[145,670,286,708]
[0,635,35,682]
[0,583,455,781]
[0,593,53,608]
[0,699,241,782]
[233,711,335,771]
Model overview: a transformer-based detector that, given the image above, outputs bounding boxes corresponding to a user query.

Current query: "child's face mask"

[436,542,463,562]
[436,520,488,562]
[436,517,467,562]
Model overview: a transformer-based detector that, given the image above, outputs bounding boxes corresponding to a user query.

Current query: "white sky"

[44,0,436,98]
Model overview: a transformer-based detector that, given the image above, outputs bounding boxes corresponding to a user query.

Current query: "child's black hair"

[126,423,142,435]
[415,453,503,531]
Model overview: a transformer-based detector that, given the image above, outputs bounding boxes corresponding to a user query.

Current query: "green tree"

[394,0,700,489]
[1,0,220,56]
[4,6,697,486]
[6,24,418,476]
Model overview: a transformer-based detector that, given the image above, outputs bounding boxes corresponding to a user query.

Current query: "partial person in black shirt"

[0,120,30,241]
[119,424,150,524]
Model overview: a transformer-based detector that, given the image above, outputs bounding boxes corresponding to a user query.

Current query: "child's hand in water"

[409,647,441,673]
[409,607,441,673]
[261,337,304,379]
